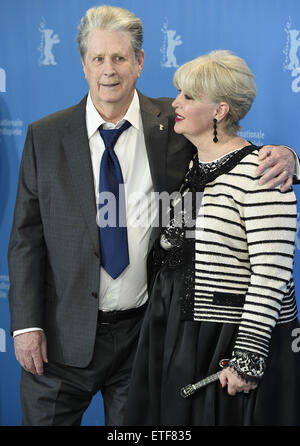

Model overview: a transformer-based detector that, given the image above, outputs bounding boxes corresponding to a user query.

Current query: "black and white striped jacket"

[189,147,298,358]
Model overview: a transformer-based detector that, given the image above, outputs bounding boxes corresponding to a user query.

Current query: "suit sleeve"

[294,154,300,184]
[285,146,300,184]
[8,124,46,333]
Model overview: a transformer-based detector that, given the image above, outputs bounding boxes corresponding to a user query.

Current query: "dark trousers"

[20,313,143,426]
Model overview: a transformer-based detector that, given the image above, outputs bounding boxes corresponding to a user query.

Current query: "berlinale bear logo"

[283,17,300,93]
[38,18,60,66]
[161,18,183,69]
[0,328,6,353]
[0,68,6,93]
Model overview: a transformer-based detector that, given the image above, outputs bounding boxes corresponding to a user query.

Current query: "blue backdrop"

[1,0,300,426]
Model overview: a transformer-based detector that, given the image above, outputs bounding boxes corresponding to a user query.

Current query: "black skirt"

[124,264,300,426]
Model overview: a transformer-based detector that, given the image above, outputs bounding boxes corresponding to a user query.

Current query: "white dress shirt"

[86,90,155,310]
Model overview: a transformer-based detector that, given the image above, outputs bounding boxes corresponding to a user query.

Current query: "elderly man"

[8,5,298,426]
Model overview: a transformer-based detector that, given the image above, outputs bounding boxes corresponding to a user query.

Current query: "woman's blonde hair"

[173,50,256,134]
[78,5,143,63]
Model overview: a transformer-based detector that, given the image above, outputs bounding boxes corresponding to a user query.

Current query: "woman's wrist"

[227,349,266,383]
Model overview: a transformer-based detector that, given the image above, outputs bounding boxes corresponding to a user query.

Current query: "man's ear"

[137,50,145,78]
[82,58,87,80]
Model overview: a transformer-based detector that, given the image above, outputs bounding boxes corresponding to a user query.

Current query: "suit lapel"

[62,96,100,255]
[138,91,168,193]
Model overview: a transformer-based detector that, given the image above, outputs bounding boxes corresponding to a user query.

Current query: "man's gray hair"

[78,5,143,62]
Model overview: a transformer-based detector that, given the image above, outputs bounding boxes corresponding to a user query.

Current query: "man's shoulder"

[30,95,87,131]
[137,90,173,115]
[142,95,173,105]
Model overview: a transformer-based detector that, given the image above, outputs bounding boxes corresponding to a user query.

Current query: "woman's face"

[172,91,217,142]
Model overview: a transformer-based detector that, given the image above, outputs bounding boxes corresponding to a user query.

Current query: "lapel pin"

[159,124,164,131]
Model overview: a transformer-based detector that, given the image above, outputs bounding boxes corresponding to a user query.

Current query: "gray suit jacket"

[8,91,195,367]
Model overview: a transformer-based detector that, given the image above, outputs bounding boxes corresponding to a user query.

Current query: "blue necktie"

[98,120,131,279]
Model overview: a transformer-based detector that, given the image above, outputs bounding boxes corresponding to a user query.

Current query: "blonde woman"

[124,51,300,426]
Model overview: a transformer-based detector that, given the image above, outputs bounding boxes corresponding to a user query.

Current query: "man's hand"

[219,367,257,396]
[14,331,48,375]
[256,145,295,192]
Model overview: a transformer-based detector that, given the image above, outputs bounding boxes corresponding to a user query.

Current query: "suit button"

[94,252,99,258]
[91,292,98,298]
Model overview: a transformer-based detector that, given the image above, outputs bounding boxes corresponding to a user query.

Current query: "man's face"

[82,28,144,120]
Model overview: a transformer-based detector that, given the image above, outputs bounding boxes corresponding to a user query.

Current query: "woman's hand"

[219,367,257,396]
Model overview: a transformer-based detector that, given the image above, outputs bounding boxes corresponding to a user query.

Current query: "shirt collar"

[86,90,141,139]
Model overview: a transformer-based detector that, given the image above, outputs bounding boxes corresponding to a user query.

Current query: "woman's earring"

[213,118,218,143]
